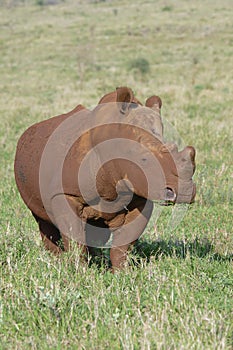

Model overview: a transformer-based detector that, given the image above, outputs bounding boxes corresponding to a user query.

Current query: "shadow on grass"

[88,237,233,270]
[133,237,233,263]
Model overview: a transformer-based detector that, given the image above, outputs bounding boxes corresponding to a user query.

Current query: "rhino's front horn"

[182,146,196,172]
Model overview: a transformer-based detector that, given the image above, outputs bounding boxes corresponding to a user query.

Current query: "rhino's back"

[14,104,86,219]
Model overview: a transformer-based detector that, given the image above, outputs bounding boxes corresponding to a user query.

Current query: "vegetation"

[0,0,232,348]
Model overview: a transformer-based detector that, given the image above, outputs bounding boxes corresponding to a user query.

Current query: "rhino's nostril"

[165,187,176,202]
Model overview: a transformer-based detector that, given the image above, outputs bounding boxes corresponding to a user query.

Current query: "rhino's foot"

[32,214,63,254]
[40,231,63,255]
[109,242,134,273]
[32,213,69,254]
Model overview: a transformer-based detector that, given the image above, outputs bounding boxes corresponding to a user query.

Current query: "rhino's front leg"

[110,200,153,273]
[110,243,134,272]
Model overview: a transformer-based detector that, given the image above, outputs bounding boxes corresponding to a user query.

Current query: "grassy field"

[0,0,233,349]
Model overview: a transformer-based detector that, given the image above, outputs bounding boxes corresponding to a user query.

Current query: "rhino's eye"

[141,157,147,162]
[120,102,128,114]
[151,128,156,135]
[121,102,138,114]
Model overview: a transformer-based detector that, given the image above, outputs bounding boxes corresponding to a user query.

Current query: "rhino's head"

[89,87,196,207]
[110,134,196,206]
[160,143,196,204]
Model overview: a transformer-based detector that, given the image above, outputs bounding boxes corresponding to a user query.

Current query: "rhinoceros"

[14,87,196,272]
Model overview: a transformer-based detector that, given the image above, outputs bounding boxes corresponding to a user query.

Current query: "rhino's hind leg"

[32,213,64,254]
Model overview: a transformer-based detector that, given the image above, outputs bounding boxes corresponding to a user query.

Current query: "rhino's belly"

[82,205,125,223]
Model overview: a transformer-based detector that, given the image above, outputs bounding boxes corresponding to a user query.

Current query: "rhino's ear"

[98,91,117,104]
[116,87,134,113]
[145,95,162,110]
[116,86,134,103]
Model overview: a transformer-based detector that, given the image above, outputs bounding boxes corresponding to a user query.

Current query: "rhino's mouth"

[172,183,196,204]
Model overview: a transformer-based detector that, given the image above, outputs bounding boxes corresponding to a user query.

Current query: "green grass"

[0,0,232,349]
